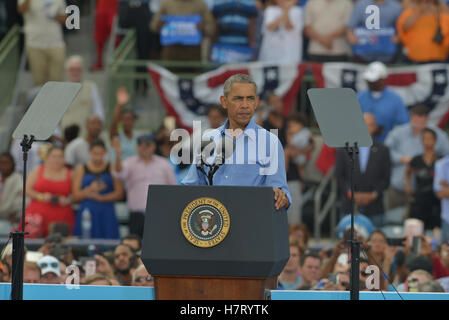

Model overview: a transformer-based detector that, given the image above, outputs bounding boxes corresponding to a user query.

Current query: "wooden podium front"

[141,185,289,300]
[154,276,278,300]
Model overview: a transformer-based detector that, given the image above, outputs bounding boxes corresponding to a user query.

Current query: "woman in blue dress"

[72,139,124,239]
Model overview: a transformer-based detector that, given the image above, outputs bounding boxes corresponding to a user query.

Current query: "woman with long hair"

[72,139,124,239]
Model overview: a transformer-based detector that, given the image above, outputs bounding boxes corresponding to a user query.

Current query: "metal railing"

[0,25,20,117]
[0,25,21,153]
[313,166,338,242]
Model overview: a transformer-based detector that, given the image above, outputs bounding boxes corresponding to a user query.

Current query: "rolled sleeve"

[264,134,292,210]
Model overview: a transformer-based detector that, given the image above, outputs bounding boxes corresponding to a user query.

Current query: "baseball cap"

[37,255,61,277]
[363,62,388,82]
[137,134,156,145]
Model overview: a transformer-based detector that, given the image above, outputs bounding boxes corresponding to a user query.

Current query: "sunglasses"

[135,276,153,283]
[39,262,59,269]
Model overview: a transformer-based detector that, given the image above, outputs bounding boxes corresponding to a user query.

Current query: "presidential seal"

[181,197,230,248]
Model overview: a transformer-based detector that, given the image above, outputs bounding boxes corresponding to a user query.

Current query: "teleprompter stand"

[11,82,81,300]
[308,88,372,300]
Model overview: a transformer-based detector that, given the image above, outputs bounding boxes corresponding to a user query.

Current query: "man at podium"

[181,74,291,211]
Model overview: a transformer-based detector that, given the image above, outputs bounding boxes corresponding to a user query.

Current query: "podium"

[141,185,290,300]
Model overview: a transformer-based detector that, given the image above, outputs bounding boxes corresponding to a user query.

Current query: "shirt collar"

[218,118,257,141]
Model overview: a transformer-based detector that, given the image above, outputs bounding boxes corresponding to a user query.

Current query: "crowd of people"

[279,222,449,293]
[0,0,449,294]
[3,0,449,86]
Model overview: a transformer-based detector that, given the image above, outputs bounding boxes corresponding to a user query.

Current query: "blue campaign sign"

[210,43,254,63]
[352,27,397,56]
[160,15,202,46]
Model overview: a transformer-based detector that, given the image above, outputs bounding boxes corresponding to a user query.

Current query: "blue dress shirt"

[181,118,292,209]
[358,88,409,142]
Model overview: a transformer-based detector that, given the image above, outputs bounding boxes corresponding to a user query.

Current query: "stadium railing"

[0,25,21,152]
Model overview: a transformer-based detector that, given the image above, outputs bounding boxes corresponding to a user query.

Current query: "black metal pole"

[10,134,33,300]
[346,142,360,301]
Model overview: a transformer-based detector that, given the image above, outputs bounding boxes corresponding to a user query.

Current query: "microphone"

[214,137,235,166]
[197,138,216,167]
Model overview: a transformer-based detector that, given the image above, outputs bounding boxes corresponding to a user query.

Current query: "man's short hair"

[122,234,142,251]
[223,74,257,96]
[410,104,430,116]
[300,251,322,267]
[65,55,84,70]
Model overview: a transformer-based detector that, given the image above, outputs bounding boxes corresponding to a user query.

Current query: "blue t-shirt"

[357,88,409,142]
[212,0,258,46]
[347,0,403,29]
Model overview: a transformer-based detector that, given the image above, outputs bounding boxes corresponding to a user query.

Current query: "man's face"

[208,109,226,129]
[220,83,258,129]
[367,79,385,92]
[86,116,103,138]
[121,112,135,133]
[114,245,133,272]
[137,141,155,159]
[301,257,321,283]
[24,269,40,284]
[67,61,82,82]
[410,114,428,133]
[40,272,60,284]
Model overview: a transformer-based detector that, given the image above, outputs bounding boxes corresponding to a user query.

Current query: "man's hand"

[419,235,434,260]
[440,180,449,188]
[116,87,130,107]
[273,188,289,210]
[318,34,333,50]
[400,155,412,165]
[347,31,358,45]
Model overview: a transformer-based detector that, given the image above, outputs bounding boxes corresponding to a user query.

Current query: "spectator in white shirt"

[258,0,304,64]
[17,0,67,86]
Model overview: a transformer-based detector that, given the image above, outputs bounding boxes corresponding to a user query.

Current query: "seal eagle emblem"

[181,197,230,248]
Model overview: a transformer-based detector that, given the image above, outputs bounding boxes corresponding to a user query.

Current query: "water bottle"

[81,208,91,239]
